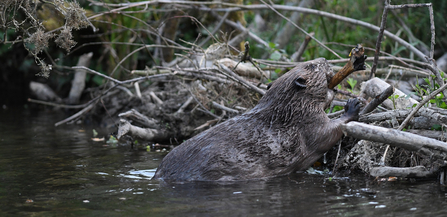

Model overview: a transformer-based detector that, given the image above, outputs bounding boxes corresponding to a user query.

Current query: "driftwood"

[370,166,436,178]
[342,122,447,160]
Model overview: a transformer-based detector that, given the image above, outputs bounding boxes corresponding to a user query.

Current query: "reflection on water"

[1,107,447,216]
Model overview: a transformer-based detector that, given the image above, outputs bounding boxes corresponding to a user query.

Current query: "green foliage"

[429,92,447,109]
[388,94,399,110]
[106,135,118,144]
[346,78,357,93]
[325,105,343,114]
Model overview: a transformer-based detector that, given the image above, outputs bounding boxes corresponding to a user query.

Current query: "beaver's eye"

[294,76,307,88]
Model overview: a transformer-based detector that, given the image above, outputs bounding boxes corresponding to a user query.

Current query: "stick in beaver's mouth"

[327,44,367,89]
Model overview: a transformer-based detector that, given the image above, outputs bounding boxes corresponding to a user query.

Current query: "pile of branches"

[20,1,447,181]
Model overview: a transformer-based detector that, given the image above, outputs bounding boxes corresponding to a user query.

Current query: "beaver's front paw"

[343,98,361,122]
[353,55,367,71]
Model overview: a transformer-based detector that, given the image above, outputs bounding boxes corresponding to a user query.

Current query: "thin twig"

[261,0,342,59]
[218,64,266,95]
[291,32,314,62]
[208,9,269,49]
[370,0,390,79]
[369,2,445,101]
[198,11,230,47]
[90,1,429,61]
[54,104,95,127]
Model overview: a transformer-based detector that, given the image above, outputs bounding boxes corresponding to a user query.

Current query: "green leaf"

[440,101,447,109]
[270,51,281,60]
[431,124,442,131]
[347,78,357,90]
[268,42,276,49]
[106,135,118,144]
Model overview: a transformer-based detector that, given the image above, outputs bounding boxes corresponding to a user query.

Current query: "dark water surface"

[1,107,447,216]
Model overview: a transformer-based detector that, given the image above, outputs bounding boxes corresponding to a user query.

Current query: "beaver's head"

[254,58,333,125]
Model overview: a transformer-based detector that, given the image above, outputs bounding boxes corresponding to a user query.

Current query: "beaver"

[153,58,360,182]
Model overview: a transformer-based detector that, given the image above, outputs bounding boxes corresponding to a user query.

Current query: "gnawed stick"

[328,44,367,89]
[342,122,447,160]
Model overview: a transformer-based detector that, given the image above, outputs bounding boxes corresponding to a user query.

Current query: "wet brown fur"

[153,58,359,181]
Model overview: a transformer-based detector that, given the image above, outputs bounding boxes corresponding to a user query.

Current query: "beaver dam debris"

[29,41,447,182]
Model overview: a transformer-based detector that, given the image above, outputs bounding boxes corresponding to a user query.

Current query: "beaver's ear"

[294,76,307,88]
[267,82,273,90]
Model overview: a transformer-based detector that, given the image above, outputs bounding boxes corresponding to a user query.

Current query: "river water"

[1,107,447,216]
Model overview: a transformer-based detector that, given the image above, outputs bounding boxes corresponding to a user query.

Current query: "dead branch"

[212,101,239,114]
[342,122,447,160]
[208,10,269,49]
[149,92,163,105]
[118,109,158,128]
[117,119,169,141]
[55,103,95,127]
[290,32,314,62]
[370,166,436,178]
[407,129,447,140]
[273,0,314,49]
[260,0,342,59]
[176,96,194,114]
[360,85,394,115]
[218,58,268,79]
[360,107,447,125]
[397,82,447,131]
[218,64,266,95]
